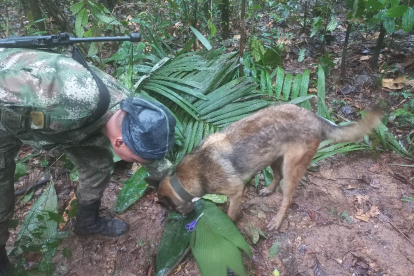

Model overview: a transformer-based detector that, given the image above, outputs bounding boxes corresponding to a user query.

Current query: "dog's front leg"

[226,184,245,221]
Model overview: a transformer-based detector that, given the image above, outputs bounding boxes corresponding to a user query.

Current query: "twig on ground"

[381,212,414,247]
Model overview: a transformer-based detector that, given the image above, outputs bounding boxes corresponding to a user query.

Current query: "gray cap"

[120,97,176,160]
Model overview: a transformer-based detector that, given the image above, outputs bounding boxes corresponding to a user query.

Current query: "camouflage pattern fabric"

[0,47,131,150]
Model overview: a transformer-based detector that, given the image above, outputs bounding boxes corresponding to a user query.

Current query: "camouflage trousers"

[0,128,114,246]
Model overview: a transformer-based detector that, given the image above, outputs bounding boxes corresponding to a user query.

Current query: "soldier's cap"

[120,97,176,160]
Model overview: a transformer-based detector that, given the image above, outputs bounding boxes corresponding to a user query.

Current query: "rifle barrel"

[0,33,141,48]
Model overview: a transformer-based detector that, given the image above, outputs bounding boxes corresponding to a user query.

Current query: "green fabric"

[0,47,131,150]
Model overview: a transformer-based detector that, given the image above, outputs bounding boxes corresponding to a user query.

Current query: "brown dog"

[146,104,382,230]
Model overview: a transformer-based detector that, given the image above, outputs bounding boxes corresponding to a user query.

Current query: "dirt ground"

[8,150,412,276]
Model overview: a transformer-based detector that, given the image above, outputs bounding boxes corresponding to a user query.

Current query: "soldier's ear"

[145,176,163,189]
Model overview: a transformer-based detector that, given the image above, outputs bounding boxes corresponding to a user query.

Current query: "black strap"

[170,174,194,202]
[71,46,110,125]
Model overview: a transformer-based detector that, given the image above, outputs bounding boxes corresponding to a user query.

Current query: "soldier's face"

[113,138,150,164]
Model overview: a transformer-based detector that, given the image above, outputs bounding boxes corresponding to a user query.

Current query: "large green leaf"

[202,194,227,203]
[155,213,197,276]
[282,73,293,101]
[191,200,252,276]
[402,7,414,33]
[17,183,58,241]
[274,67,284,99]
[386,5,407,18]
[155,199,251,276]
[70,1,84,15]
[14,162,28,182]
[290,74,302,100]
[190,26,213,50]
[383,17,396,33]
[316,65,330,119]
[114,167,149,214]
[299,70,311,109]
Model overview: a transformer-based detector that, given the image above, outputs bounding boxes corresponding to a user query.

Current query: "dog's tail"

[320,106,383,143]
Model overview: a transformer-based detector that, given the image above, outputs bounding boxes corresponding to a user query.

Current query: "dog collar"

[170,174,194,202]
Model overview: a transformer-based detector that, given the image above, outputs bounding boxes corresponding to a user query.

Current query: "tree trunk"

[340,21,352,81]
[239,0,246,76]
[303,0,307,33]
[370,23,386,72]
[39,0,72,33]
[192,0,198,51]
[28,0,45,31]
[220,0,230,40]
[103,0,117,12]
[204,0,211,21]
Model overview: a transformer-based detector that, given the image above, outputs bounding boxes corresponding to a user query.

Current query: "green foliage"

[401,197,414,202]
[394,109,414,126]
[247,222,267,244]
[190,200,252,276]
[269,239,281,259]
[114,166,149,214]
[374,119,413,160]
[70,0,120,56]
[298,48,306,62]
[155,212,196,276]
[402,7,414,33]
[386,5,408,18]
[190,26,213,50]
[311,140,368,164]
[14,162,28,182]
[202,194,227,203]
[340,211,354,223]
[9,184,67,276]
[69,167,79,182]
[155,199,251,276]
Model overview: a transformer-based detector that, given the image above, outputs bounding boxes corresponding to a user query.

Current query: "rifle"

[0,32,141,48]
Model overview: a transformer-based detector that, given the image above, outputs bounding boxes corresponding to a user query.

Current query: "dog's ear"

[144,176,163,189]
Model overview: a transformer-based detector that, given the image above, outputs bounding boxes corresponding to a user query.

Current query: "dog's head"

[145,175,194,215]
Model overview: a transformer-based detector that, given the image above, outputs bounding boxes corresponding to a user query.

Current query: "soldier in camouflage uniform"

[0,47,176,275]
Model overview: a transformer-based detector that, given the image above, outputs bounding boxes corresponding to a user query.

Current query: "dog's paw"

[267,218,282,231]
[259,187,274,197]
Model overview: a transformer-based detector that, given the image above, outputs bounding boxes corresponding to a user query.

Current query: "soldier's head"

[106,97,176,164]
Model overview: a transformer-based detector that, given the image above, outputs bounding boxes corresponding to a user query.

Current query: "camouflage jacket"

[0,47,132,150]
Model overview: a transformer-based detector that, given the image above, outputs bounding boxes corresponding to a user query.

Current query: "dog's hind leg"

[259,156,283,197]
[267,143,318,230]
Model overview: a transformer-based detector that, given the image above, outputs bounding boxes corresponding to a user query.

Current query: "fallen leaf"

[360,56,370,61]
[272,268,280,276]
[269,240,281,259]
[383,76,414,90]
[308,88,318,93]
[368,206,380,218]
[320,169,335,180]
[257,210,266,219]
[307,209,331,225]
[248,222,267,244]
[402,54,414,67]
[369,178,381,189]
[312,257,328,276]
[347,185,355,190]
[355,194,369,205]
[355,214,370,222]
